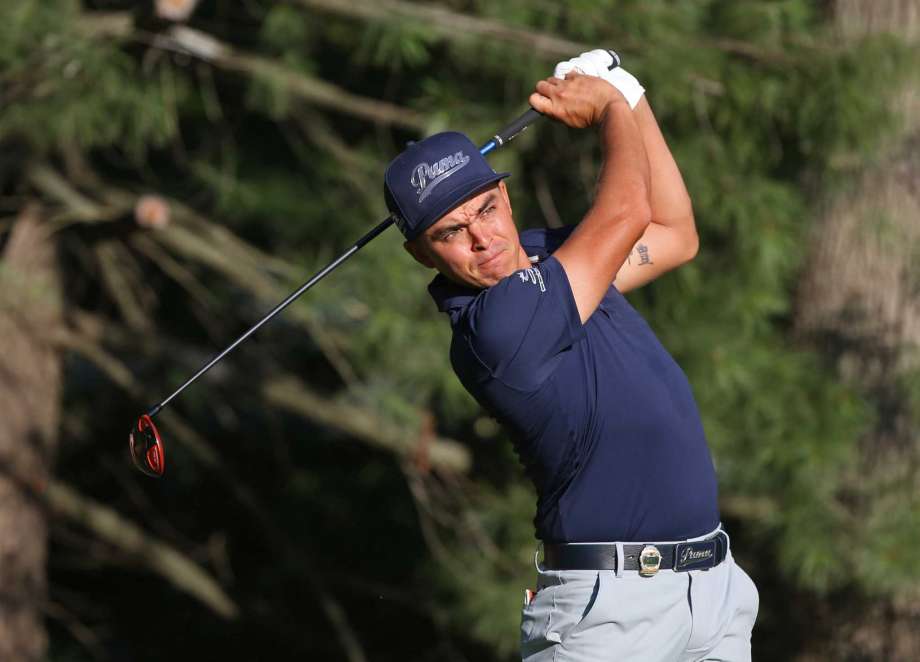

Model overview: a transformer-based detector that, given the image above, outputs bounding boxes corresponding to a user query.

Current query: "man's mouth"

[477,248,506,268]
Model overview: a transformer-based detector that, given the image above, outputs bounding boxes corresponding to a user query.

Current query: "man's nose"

[468,220,492,250]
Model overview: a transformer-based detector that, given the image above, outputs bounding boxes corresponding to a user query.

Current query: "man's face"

[405,181,528,289]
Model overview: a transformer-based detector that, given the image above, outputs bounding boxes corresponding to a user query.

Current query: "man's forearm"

[550,91,652,322]
[590,100,651,226]
[632,97,695,236]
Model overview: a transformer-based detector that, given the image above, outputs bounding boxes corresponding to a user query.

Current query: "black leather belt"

[543,531,728,575]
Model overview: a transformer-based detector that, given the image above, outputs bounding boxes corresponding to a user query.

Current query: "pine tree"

[0,1,916,660]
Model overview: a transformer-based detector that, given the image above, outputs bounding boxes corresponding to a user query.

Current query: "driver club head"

[129,414,165,478]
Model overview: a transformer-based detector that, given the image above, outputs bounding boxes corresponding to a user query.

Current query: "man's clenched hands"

[528,73,628,129]
[553,49,646,109]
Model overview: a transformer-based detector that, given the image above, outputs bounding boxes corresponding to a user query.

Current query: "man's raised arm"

[529,73,652,323]
[551,50,698,293]
[613,96,698,293]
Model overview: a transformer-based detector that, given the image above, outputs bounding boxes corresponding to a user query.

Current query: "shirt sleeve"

[458,255,584,389]
[519,225,576,258]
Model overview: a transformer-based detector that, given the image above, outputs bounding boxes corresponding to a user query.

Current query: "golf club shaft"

[149,220,390,416]
[147,107,543,418]
[483,108,542,153]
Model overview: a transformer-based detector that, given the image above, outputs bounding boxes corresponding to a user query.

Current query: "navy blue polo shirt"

[429,226,720,543]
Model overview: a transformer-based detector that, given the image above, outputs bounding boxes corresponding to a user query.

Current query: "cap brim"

[406,171,511,241]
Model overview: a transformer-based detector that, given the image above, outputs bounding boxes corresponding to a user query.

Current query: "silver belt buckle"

[638,545,662,576]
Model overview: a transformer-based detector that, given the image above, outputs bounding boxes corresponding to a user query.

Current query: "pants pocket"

[686,556,759,655]
[734,563,759,630]
[521,572,603,660]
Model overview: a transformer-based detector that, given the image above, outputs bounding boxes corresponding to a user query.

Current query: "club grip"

[492,108,542,147]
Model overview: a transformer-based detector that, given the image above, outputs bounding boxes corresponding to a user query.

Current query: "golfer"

[384,50,759,661]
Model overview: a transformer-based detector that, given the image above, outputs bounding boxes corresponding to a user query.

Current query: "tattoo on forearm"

[637,243,653,266]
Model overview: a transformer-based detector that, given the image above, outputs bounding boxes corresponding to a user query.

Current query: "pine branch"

[264,377,471,472]
[75,11,133,39]
[315,594,368,662]
[29,163,359,385]
[293,110,383,181]
[93,241,154,332]
[77,13,427,131]
[44,480,239,619]
[59,317,370,660]
[216,45,426,131]
[98,181,360,387]
[42,601,106,661]
[27,165,121,226]
[43,481,239,620]
[60,314,470,473]
[146,219,362,386]
[294,0,796,64]
[144,202,363,387]
[130,234,219,312]
[293,0,589,57]
[53,324,221,467]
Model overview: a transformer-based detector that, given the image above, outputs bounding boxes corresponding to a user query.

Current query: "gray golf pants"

[520,533,759,661]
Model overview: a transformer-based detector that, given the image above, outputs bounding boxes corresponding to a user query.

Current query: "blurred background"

[1,1,919,660]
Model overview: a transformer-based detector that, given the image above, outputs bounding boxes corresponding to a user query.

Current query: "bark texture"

[794,2,920,660]
[0,205,63,661]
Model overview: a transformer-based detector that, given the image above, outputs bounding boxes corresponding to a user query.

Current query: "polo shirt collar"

[427,253,543,323]
[428,274,478,323]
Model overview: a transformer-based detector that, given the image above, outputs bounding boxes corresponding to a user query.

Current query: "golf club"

[129,107,543,477]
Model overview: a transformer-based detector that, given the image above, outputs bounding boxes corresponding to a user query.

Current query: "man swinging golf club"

[385,50,759,661]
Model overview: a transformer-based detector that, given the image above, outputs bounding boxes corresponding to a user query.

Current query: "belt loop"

[717,523,730,557]
[614,542,625,578]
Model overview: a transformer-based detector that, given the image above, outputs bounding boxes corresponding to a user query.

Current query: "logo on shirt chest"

[517,267,545,292]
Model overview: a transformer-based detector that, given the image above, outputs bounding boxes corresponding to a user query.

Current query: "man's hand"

[554,50,646,109]
[528,73,627,130]
[554,49,618,79]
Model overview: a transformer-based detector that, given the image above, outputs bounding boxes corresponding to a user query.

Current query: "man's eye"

[484,206,496,215]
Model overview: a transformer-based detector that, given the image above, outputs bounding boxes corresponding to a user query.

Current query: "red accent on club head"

[129,414,165,478]
[146,445,162,474]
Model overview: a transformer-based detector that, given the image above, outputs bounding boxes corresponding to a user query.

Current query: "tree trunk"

[793,2,920,660]
[0,204,63,661]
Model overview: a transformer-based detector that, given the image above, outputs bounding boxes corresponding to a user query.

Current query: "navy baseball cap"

[384,131,510,241]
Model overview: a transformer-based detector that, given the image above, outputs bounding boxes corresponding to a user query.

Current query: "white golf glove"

[553,49,645,109]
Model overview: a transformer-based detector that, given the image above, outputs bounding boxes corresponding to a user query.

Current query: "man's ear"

[404,239,435,268]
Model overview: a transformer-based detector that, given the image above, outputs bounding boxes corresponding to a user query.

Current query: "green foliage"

[3,0,917,660]
[793,34,916,170]
[261,6,312,60]
[425,481,539,657]
[0,0,182,157]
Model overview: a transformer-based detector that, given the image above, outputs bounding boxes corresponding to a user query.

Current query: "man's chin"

[443,255,519,289]
[477,253,520,285]
[474,264,516,288]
